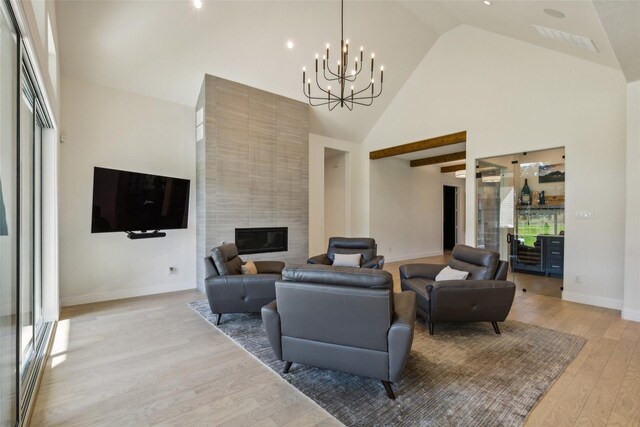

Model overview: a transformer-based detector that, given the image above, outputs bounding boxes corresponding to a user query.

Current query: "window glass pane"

[476,155,515,262]
[34,113,42,331]
[0,3,18,425]
[19,86,34,375]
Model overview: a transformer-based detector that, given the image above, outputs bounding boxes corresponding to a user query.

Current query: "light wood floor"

[31,255,640,426]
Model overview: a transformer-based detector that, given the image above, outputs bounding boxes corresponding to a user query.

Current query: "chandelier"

[302,0,384,110]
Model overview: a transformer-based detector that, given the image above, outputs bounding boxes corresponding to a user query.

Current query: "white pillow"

[435,266,469,281]
[332,253,361,267]
[241,260,258,275]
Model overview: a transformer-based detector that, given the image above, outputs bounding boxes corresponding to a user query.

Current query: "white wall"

[324,152,346,242]
[309,133,365,256]
[624,80,640,321]
[59,77,196,306]
[370,157,465,262]
[363,25,627,309]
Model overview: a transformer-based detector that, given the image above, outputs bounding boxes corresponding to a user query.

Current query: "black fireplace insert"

[235,227,288,255]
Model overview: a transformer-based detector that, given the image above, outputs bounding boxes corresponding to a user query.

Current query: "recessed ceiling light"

[193,0,202,9]
[483,1,492,5]
[544,8,565,19]
[287,41,294,49]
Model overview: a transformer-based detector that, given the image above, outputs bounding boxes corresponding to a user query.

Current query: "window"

[0,3,55,425]
[0,3,19,424]
[47,15,57,94]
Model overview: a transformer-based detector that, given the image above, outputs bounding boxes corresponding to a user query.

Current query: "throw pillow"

[332,253,361,267]
[241,260,258,275]
[435,266,469,281]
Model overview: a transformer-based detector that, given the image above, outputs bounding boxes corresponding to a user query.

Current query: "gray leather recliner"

[262,264,416,399]
[400,244,515,335]
[204,243,285,325]
[307,237,385,269]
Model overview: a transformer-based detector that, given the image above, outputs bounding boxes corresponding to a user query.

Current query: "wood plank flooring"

[31,255,640,426]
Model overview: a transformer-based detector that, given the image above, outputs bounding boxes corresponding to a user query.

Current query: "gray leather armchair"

[204,243,284,325]
[400,244,515,335]
[307,237,385,269]
[262,264,416,399]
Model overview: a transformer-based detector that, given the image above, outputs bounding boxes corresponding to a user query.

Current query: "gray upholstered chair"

[307,237,385,269]
[400,244,515,335]
[204,242,284,325]
[262,264,416,399]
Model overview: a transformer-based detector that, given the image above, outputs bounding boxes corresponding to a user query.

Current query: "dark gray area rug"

[188,300,586,427]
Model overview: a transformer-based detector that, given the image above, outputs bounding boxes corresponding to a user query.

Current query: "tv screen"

[91,167,190,233]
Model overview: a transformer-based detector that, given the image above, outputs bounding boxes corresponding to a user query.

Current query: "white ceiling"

[593,0,640,82]
[402,0,621,71]
[56,0,636,143]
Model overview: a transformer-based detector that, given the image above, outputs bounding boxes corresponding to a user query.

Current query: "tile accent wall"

[196,75,309,290]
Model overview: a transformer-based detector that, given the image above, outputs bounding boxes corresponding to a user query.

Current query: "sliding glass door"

[0,2,18,425]
[19,74,44,386]
[1,3,52,425]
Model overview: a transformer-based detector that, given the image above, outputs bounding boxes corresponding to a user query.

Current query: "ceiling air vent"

[532,25,599,53]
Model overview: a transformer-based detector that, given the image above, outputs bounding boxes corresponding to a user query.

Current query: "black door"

[443,186,457,250]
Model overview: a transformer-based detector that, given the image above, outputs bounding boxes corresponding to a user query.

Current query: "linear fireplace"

[235,227,288,255]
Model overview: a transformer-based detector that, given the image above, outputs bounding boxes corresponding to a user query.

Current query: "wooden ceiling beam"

[410,151,466,168]
[441,164,466,173]
[369,131,466,160]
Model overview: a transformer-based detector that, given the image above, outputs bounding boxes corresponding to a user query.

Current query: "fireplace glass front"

[235,227,288,255]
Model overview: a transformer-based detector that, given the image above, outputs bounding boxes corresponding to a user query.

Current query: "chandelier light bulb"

[287,41,294,49]
[351,69,356,75]
[351,85,354,90]
[371,53,375,59]
[355,57,358,62]
[380,66,384,71]
[328,85,331,90]
[360,46,364,51]
[346,39,349,45]
[371,78,374,83]
[194,0,202,9]
[303,66,306,72]
[315,53,319,59]
[307,79,311,84]
[326,43,330,49]
[323,55,326,60]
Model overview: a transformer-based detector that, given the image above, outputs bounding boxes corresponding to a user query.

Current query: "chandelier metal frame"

[302,0,384,110]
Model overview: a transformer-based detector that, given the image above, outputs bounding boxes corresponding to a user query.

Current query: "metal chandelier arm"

[323,65,340,81]
[352,83,383,101]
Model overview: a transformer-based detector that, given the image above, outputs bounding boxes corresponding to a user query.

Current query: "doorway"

[443,185,457,251]
[324,148,348,242]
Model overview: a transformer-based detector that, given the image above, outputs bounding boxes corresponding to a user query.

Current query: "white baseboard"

[562,291,623,310]
[384,250,443,264]
[622,308,640,323]
[60,282,196,307]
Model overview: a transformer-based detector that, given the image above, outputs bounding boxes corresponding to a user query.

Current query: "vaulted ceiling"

[56,0,639,143]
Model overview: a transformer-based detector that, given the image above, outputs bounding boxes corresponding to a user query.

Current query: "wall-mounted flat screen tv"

[91,167,190,233]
